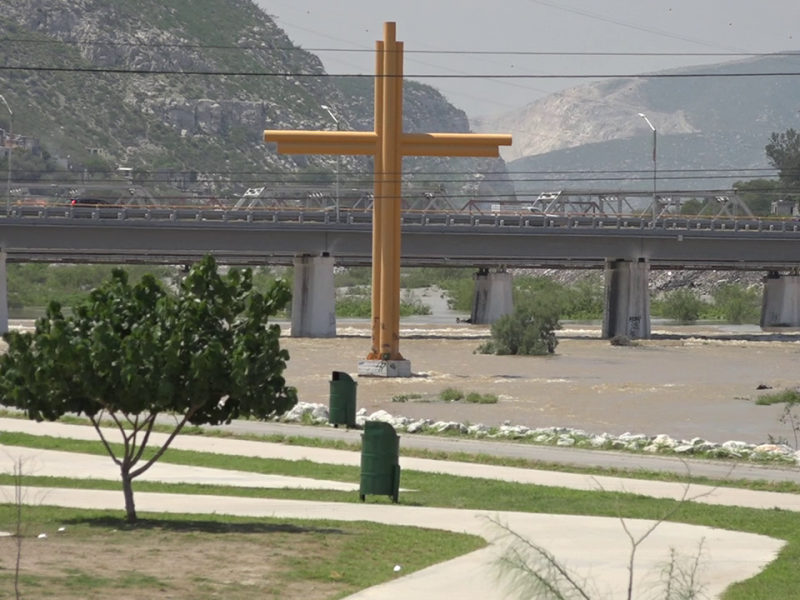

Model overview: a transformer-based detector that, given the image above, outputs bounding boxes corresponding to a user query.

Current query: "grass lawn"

[1,433,800,598]
[0,505,484,600]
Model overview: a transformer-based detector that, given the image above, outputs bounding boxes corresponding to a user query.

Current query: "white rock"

[357,408,367,417]
[468,424,489,434]
[393,565,402,572]
[432,421,467,434]
[722,440,749,452]
[534,434,551,443]
[356,416,367,427]
[674,445,695,454]
[696,442,721,452]
[569,429,588,438]
[652,434,677,448]
[406,421,425,434]
[311,405,329,421]
[690,437,707,447]
[589,436,608,447]
[753,444,793,455]
[557,437,575,447]
[391,416,411,429]
[643,444,659,453]
[58,527,66,533]
[368,410,395,423]
[619,433,648,443]
[37,533,47,539]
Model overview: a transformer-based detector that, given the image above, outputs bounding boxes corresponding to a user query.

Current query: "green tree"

[766,129,800,189]
[733,179,784,216]
[477,296,561,356]
[657,289,708,324]
[712,284,761,324]
[0,256,297,523]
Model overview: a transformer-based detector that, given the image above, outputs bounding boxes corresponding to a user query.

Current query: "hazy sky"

[257,0,800,119]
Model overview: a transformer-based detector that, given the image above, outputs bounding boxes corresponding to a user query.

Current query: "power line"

[3,65,800,79]
[3,37,799,57]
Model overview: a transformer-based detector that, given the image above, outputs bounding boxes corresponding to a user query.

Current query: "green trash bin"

[329,371,357,428]
[359,421,401,503]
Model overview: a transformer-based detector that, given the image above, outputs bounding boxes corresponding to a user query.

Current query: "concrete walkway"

[0,485,783,600]
[0,418,795,598]
[0,444,361,491]
[3,418,800,511]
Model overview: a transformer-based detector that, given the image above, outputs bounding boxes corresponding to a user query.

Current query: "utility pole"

[320,104,341,221]
[638,113,657,224]
[0,95,12,215]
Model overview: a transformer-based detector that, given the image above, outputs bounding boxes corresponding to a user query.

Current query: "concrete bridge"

[1,205,799,338]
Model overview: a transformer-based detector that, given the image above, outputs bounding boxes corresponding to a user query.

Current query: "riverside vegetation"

[5,264,764,323]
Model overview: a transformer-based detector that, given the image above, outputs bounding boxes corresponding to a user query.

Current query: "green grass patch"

[3,443,800,597]
[464,392,499,404]
[755,389,800,406]
[0,504,483,600]
[439,387,464,402]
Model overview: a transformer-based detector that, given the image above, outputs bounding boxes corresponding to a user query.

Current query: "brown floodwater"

[280,322,800,445]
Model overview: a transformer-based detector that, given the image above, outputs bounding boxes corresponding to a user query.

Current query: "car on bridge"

[69,197,113,207]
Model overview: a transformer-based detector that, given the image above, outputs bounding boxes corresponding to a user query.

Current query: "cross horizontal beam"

[264,131,512,158]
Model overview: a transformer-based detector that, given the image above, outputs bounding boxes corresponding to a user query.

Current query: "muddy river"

[280,319,800,445]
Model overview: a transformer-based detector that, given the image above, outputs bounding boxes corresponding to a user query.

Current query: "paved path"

[3,418,800,511]
[1,418,796,598]
[0,444,361,491]
[201,419,800,484]
[1,486,783,600]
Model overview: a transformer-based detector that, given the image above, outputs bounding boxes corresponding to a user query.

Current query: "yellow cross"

[265,22,512,362]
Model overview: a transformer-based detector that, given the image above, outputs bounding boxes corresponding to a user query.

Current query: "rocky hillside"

[0,0,513,202]
[473,53,800,192]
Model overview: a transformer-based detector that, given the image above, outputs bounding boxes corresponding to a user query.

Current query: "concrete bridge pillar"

[0,251,7,335]
[471,269,514,325]
[760,272,800,330]
[602,259,651,339]
[291,253,336,338]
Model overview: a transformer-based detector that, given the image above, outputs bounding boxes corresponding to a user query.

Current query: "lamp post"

[320,104,341,221]
[638,112,657,223]
[0,95,11,215]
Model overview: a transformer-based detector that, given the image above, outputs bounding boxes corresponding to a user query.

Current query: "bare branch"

[107,410,132,463]
[488,516,593,600]
[89,414,122,467]
[130,413,157,467]
[129,406,200,479]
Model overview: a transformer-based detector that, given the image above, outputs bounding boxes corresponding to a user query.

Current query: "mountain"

[0,0,513,204]
[473,53,800,192]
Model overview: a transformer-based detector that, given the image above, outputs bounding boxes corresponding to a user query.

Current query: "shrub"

[464,392,499,404]
[610,335,635,347]
[656,288,707,324]
[439,387,465,402]
[477,297,561,356]
[713,284,761,324]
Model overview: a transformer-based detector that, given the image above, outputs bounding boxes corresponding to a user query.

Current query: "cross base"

[357,359,412,378]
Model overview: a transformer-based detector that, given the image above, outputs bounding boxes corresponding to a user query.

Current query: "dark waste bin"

[359,421,401,503]
[329,371,357,428]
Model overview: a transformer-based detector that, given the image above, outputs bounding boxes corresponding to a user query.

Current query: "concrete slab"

[1,486,784,600]
[0,444,360,492]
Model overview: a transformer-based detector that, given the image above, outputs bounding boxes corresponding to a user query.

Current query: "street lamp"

[320,104,341,221]
[0,94,11,215]
[638,112,657,223]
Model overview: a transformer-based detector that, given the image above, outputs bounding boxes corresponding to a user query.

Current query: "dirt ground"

[281,324,800,445]
[3,520,357,600]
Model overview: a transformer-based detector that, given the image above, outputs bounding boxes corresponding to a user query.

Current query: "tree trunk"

[121,471,137,524]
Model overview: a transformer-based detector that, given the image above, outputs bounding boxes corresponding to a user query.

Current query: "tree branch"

[89,414,122,467]
[130,413,157,467]
[129,406,199,479]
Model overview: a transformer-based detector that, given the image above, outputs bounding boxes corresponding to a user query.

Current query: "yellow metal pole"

[369,40,385,359]
[391,41,404,359]
[378,22,398,360]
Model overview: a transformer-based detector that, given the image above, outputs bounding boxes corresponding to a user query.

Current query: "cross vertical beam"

[264,22,512,375]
